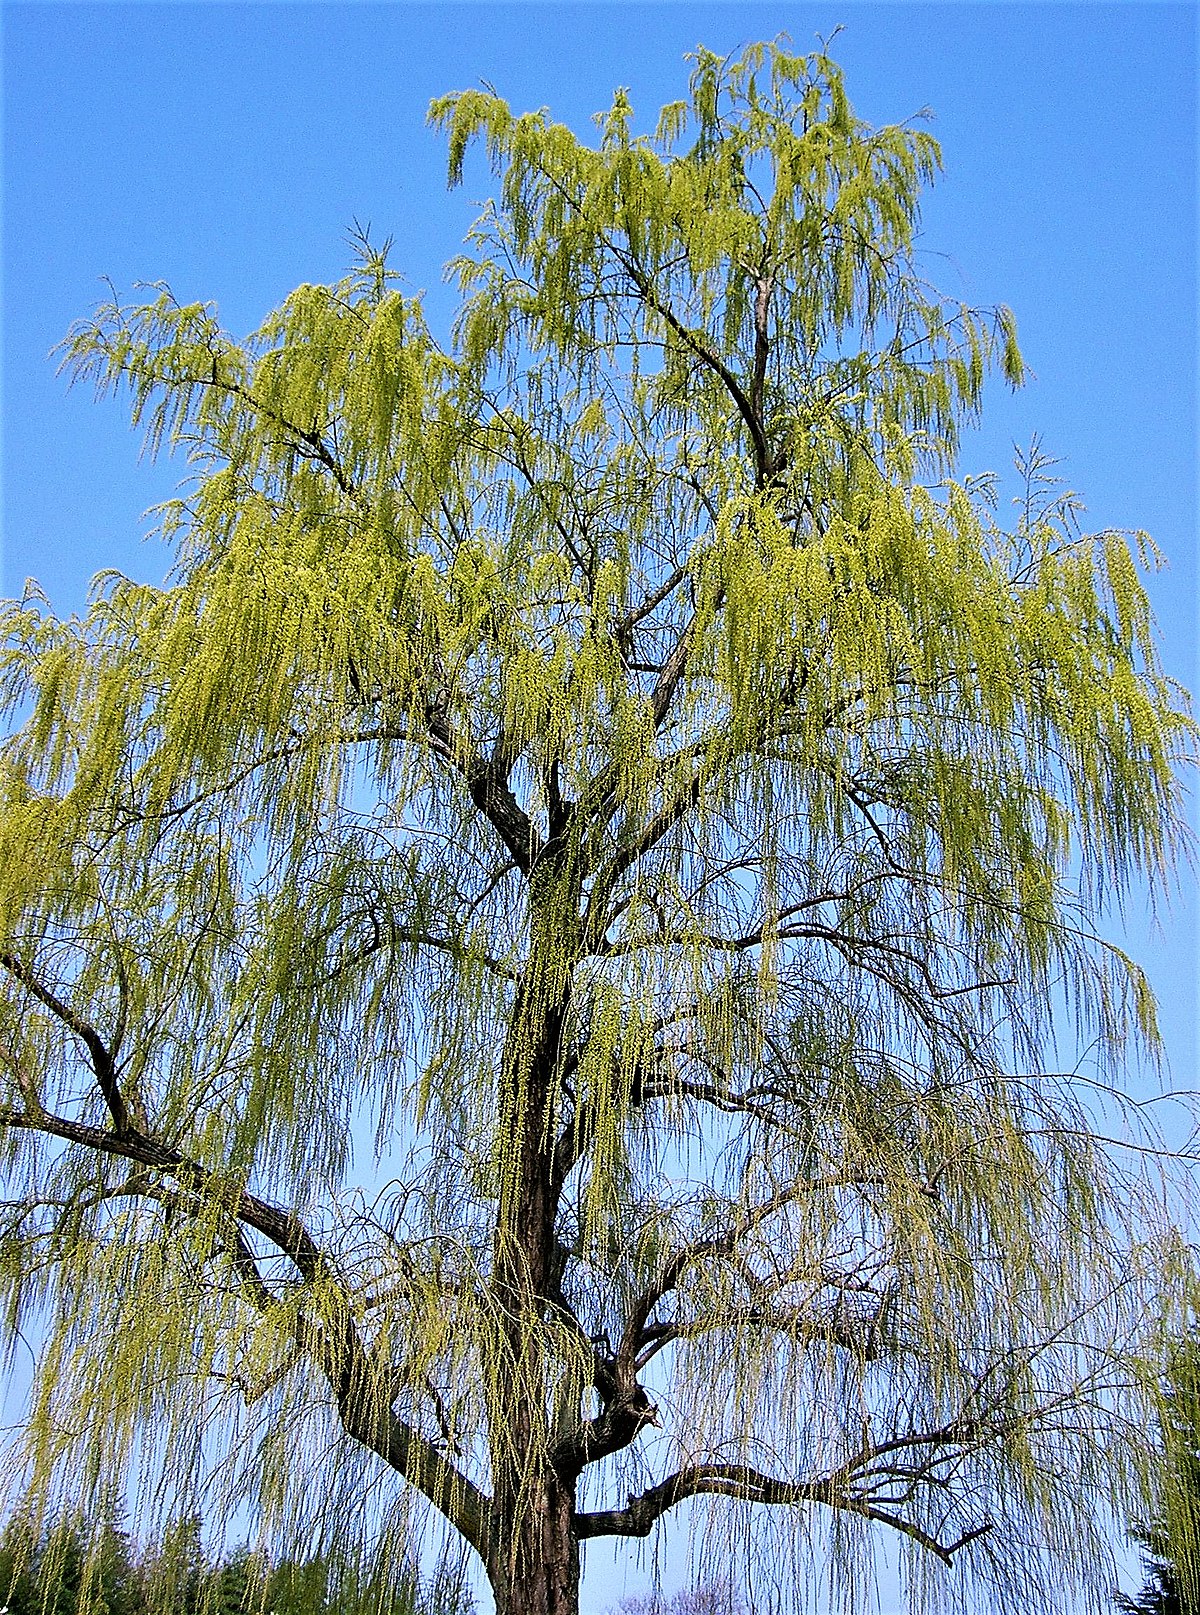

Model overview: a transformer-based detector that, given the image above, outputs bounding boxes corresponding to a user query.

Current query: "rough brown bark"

[488,1469,580,1615]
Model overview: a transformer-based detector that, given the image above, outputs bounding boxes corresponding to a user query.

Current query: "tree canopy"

[0,39,1194,1615]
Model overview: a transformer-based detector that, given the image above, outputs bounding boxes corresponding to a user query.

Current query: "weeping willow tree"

[0,40,1194,1615]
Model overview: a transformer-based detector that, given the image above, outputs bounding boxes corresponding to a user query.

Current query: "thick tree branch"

[749,270,774,423]
[551,1184,835,1480]
[574,1461,992,1564]
[613,565,689,650]
[0,1096,496,1557]
[0,1100,320,1277]
[617,254,781,488]
[419,698,540,875]
[1,952,131,1134]
[647,610,702,730]
[583,766,707,942]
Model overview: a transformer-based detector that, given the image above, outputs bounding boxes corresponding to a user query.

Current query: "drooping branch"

[574,1460,993,1564]
[71,309,363,505]
[619,1181,822,1356]
[631,1284,896,1373]
[219,372,361,503]
[0,1096,495,1558]
[551,1181,841,1479]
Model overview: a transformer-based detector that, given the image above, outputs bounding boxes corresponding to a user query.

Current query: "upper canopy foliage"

[0,39,1193,1615]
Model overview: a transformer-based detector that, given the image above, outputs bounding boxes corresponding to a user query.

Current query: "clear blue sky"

[2,3,1197,1611]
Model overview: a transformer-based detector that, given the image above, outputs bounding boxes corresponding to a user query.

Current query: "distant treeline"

[0,1507,471,1615]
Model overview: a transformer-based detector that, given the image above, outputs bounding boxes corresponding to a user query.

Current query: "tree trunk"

[489,1469,580,1615]
[487,866,584,1615]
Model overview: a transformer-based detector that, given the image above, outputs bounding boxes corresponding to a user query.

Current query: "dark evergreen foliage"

[0,1506,469,1615]
[1119,1346,1200,1615]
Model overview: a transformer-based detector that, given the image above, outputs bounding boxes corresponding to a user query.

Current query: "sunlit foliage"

[0,40,1194,1615]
